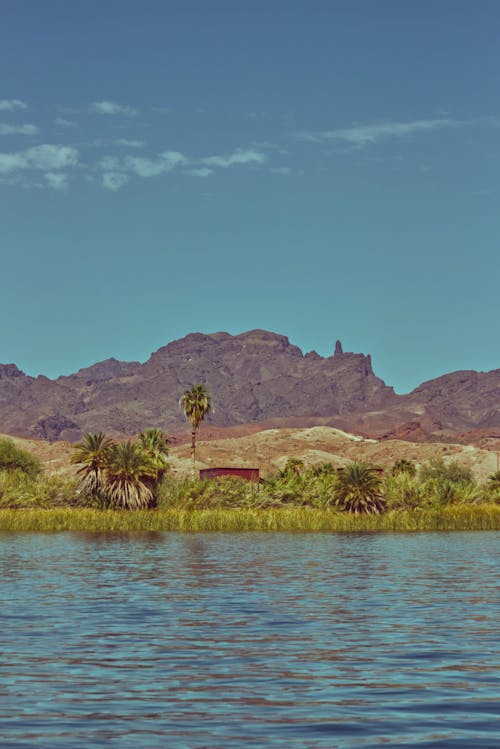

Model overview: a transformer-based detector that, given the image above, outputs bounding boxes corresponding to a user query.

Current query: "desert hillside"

[4,426,497,482]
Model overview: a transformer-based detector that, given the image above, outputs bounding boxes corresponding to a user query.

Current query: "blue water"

[0,532,498,748]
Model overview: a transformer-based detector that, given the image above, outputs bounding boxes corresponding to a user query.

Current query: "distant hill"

[0,329,499,443]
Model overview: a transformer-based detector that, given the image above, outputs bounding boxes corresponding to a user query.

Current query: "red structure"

[199,467,260,482]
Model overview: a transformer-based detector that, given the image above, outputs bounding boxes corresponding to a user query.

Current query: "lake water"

[0,532,498,748]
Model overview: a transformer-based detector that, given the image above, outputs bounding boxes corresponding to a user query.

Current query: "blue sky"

[1,0,499,393]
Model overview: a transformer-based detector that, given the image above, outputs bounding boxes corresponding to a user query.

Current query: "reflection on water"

[0,532,498,748]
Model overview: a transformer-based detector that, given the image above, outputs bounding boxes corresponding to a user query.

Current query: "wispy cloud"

[102,172,129,191]
[296,118,465,146]
[100,151,185,189]
[0,99,27,111]
[125,151,186,176]
[45,172,69,190]
[0,144,79,175]
[54,117,77,128]
[97,146,267,190]
[185,167,213,178]
[0,123,39,136]
[270,166,292,176]
[114,138,144,148]
[200,148,267,168]
[90,100,137,116]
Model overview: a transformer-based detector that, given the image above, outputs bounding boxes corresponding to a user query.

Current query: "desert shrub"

[0,438,41,478]
[487,471,500,492]
[261,468,339,508]
[419,457,473,484]
[279,458,305,477]
[384,472,423,510]
[391,459,417,477]
[157,470,339,510]
[419,477,483,507]
[157,475,263,509]
[309,462,337,476]
[0,469,79,508]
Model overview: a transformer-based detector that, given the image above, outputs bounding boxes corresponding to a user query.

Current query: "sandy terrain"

[5,426,497,482]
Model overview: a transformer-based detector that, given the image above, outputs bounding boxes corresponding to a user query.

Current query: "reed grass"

[0,505,498,533]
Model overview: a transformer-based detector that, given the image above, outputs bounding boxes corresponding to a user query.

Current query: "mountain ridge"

[0,330,498,442]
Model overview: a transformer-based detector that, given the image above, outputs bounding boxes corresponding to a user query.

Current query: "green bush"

[157,475,262,509]
[384,473,423,510]
[0,469,79,508]
[419,457,473,484]
[391,459,417,477]
[0,438,41,478]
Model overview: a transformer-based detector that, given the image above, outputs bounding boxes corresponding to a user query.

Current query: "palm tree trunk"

[191,428,196,475]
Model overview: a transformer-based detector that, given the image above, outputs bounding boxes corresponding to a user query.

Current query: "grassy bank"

[0,505,499,532]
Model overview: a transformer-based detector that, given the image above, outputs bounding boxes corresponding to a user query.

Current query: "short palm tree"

[487,470,500,491]
[334,461,385,515]
[137,428,170,482]
[281,458,305,477]
[71,432,115,497]
[104,441,157,510]
[180,384,211,470]
[391,458,416,477]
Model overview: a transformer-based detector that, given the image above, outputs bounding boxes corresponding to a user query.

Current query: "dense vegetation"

[0,436,499,530]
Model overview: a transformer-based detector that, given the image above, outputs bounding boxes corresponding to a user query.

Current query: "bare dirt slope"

[168,426,498,480]
[4,426,497,482]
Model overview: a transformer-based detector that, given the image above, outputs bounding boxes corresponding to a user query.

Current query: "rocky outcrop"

[0,330,396,440]
[0,330,498,442]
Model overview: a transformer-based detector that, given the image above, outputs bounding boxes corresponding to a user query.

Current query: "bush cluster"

[2,439,499,515]
[157,458,500,514]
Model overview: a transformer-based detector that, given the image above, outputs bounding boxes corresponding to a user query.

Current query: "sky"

[1,0,499,394]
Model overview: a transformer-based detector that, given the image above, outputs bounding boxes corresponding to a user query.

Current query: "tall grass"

[0,505,498,532]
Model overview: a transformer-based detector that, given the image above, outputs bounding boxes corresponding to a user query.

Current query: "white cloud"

[114,138,144,148]
[124,151,186,177]
[0,123,39,136]
[45,172,69,190]
[90,100,137,116]
[102,172,129,191]
[185,167,213,178]
[270,166,292,176]
[96,146,267,188]
[200,148,267,168]
[0,144,79,174]
[26,144,79,170]
[0,99,27,111]
[54,117,77,128]
[296,118,464,146]
[99,156,120,171]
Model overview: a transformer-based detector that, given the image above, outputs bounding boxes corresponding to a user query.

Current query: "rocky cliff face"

[0,330,396,440]
[407,370,500,430]
[0,330,498,442]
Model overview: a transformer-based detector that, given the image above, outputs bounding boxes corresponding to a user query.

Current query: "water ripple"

[0,532,498,747]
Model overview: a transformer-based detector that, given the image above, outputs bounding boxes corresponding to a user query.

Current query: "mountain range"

[1,329,499,444]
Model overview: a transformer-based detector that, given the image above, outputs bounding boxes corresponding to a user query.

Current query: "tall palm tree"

[180,384,211,470]
[334,462,385,515]
[71,432,115,497]
[104,441,157,510]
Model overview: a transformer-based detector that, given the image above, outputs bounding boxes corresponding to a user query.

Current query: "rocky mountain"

[0,330,498,442]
